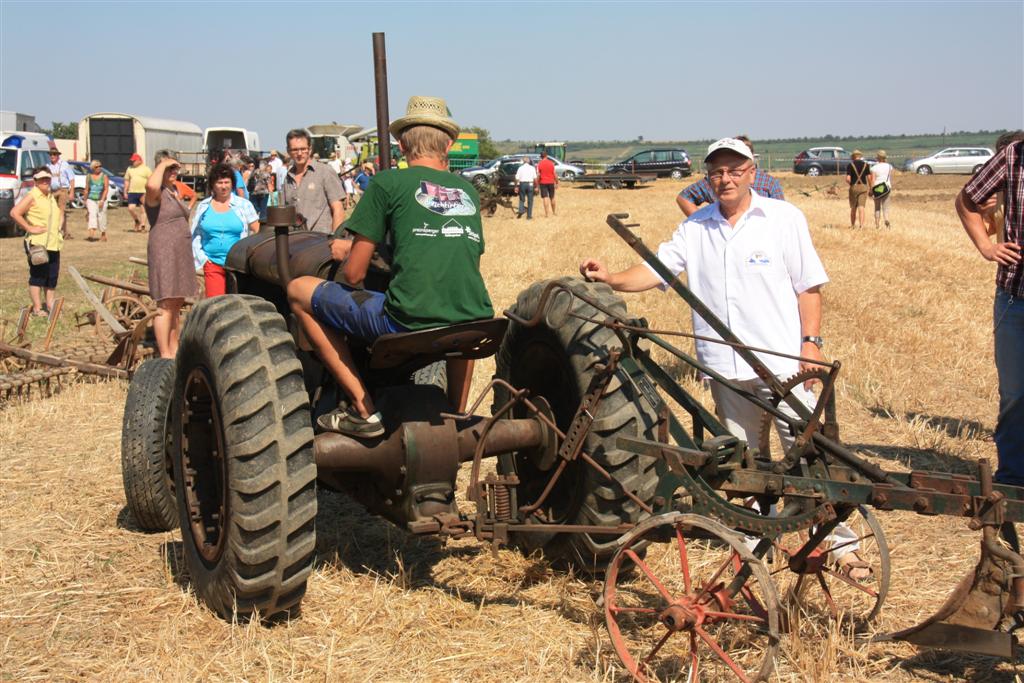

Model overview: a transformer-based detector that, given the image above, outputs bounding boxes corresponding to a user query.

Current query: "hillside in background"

[494,130,1010,170]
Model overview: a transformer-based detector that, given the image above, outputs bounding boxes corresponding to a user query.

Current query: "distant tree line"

[41,121,78,139]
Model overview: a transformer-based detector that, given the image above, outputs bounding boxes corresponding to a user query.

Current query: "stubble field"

[0,172,1014,682]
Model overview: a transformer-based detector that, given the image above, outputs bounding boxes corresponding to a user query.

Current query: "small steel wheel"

[105,294,150,329]
[604,512,781,683]
[757,504,890,626]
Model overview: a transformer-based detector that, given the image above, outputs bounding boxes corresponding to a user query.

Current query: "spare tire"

[121,358,177,531]
[495,277,663,570]
[171,294,317,621]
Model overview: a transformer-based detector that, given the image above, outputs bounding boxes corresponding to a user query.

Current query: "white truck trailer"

[78,113,202,176]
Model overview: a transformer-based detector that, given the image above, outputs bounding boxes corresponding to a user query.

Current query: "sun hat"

[852,150,864,159]
[129,153,142,162]
[877,150,887,160]
[48,146,61,155]
[704,137,754,163]
[32,169,53,180]
[390,96,460,140]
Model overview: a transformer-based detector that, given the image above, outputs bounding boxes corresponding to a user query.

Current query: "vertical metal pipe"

[275,226,291,286]
[372,32,391,171]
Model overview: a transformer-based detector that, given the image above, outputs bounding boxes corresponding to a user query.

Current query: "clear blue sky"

[2,1,1022,146]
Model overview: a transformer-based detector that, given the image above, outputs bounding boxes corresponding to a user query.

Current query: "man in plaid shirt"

[676,135,784,216]
[956,132,1024,485]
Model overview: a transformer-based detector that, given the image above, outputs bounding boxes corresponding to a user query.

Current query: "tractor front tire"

[121,358,177,531]
[172,295,317,621]
[496,278,663,571]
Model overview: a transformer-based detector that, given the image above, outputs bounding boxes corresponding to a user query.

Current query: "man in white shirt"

[514,157,537,220]
[580,137,869,579]
[269,150,287,193]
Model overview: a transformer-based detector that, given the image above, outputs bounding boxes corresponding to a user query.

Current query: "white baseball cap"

[704,137,754,163]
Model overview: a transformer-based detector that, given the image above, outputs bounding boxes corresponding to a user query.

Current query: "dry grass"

[1,173,1016,681]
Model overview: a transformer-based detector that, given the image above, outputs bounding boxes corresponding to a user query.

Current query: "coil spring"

[493,484,512,521]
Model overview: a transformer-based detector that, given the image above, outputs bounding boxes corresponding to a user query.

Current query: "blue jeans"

[518,182,534,218]
[994,288,1024,485]
[251,193,269,221]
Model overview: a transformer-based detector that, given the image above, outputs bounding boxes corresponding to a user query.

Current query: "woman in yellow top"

[10,168,64,317]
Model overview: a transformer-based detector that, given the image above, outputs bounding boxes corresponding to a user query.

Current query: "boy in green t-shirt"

[287,96,494,438]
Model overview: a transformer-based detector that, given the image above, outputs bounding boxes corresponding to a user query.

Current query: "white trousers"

[86,198,107,231]
[710,377,859,562]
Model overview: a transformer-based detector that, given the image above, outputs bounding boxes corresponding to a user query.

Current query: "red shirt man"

[536,151,559,217]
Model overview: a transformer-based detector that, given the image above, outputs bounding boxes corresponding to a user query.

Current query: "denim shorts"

[311,281,407,341]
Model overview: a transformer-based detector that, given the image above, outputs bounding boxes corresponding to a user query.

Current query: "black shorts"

[539,183,556,199]
[28,250,60,288]
[127,192,144,206]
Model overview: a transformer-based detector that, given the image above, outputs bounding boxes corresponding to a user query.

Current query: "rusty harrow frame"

[0,259,164,401]
[423,214,1024,681]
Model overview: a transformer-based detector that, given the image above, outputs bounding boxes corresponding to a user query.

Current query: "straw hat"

[876,150,887,160]
[852,150,864,159]
[390,96,459,140]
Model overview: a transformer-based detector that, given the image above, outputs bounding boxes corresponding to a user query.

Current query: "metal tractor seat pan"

[368,318,508,370]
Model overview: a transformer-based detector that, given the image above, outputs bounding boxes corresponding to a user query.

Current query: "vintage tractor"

[120,205,664,621]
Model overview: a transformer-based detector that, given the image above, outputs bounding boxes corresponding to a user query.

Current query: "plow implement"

[432,213,1024,680]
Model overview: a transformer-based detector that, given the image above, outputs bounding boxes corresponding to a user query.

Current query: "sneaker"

[317,405,385,438]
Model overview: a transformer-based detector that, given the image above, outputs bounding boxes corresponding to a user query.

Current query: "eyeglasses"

[707,164,754,181]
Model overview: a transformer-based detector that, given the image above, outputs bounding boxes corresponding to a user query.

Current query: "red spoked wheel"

[765,505,890,626]
[604,512,781,683]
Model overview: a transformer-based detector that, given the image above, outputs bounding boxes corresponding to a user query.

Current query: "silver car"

[904,147,993,175]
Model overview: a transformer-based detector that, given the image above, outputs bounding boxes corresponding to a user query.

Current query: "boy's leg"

[287,276,376,418]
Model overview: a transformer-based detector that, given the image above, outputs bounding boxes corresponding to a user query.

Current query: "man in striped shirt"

[676,135,784,216]
[956,132,1023,485]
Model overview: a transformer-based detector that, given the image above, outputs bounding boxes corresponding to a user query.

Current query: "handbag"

[24,239,48,266]
[871,182,890,198]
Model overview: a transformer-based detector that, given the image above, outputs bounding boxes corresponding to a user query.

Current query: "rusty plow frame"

[448,213,1024,678]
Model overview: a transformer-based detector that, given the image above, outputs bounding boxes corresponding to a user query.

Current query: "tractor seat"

[369,318,508,370]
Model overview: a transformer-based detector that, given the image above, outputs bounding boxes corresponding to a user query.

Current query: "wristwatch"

[802,336,824,349]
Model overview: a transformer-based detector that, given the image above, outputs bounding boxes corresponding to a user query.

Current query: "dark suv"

[793,147,859,176]
[606,149,691,179]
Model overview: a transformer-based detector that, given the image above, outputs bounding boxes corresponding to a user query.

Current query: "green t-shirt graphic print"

[344,167,494,331]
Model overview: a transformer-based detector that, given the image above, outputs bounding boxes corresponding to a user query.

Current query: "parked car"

[495,160,524,196]
[68,161,124,208]
[792,147,862,176]
[0,139,52,237]
[460,158,502,188]
[606,149,691,179]
[465,156,585,189]
[903,147,994,175]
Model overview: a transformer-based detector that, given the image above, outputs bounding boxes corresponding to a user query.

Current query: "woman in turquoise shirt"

[190,163,259,297]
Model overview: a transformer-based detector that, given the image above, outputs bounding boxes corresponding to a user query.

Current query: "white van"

[204,127,261,159]
[0,132,52,237]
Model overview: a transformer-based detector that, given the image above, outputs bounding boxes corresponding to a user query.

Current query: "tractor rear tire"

[121,358,177,531]
[171,295,317,621]
[495,278,663,571]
